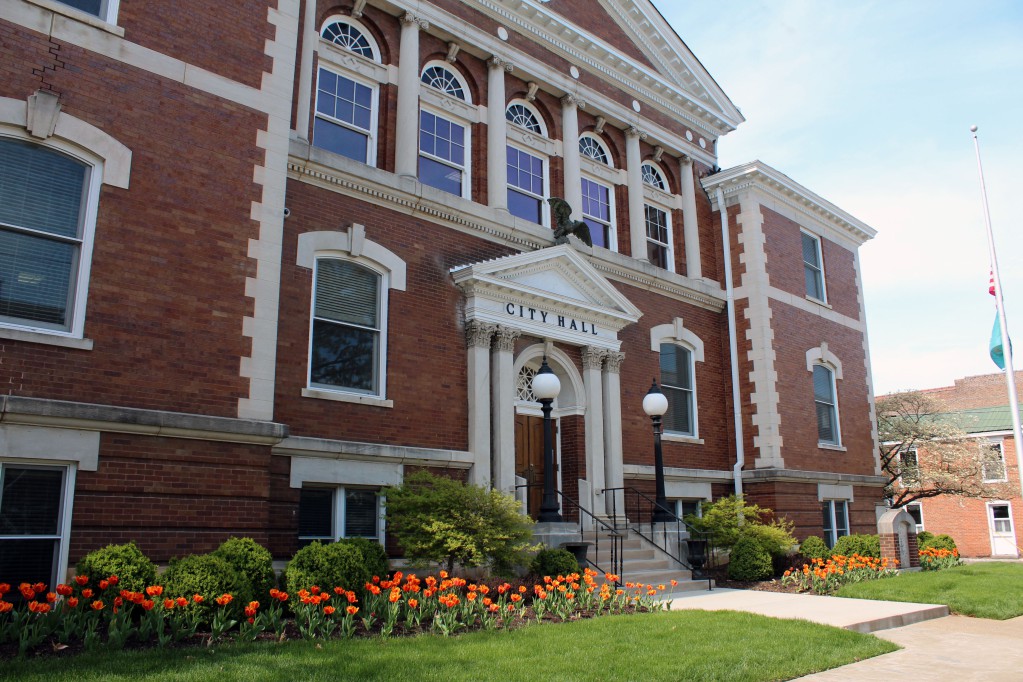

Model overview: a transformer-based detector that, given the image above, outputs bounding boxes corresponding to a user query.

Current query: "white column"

[395,13,427,178]
[294,0,318,139]
[602,351,626,516]
[581,347,607,515]
[492,326,520,493]
[487,57,512,212]
[560,95,584,220]
[626,127,647,261]
[679,155,702,279]
[466,320,496,487]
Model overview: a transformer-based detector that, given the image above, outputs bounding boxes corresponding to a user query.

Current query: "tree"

[877,391,1010,507]
[383,471,538,574]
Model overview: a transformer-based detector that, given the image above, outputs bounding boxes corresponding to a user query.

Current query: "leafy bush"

[685,495,797,557]
[161,553,245,622]
[832,534,880,559]
[213,537,276,601]
[337,537,390,580]
[798,536,830,561]
[384,471,537,574]
[728,534,773,581]
[920,533,957,552]
[916,530,934,547]
[75,541,158,592]
[285,541,370,597]
[530,548,579,578]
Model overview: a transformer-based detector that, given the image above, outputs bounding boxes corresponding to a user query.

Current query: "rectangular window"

[822,500,849,548]
[900,448,920,486]
[506,147,544,224]
[314,68,374,163]
[0,464,70,590]
[580,178,612,249]
[55,0,118,22]
[419,110,466,196]
[0,138,91,333]
[983,443,1007,482]
[676,500,702,520]
[813,365,840,445]
[310,258,381,395]
[644,205,671,270]
[298,486,381,547]
[802,232,825,301]
[905,503,924,534]
[660,343,695,436]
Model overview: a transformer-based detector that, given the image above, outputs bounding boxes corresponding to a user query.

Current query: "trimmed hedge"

[728,535,773,581]
[530,548,579,578]
[919,533,957,552]
[831,534,880,559]
[337,537,390,580]
[75,542,158,592]
[798,536,830,561]
[285,541,370,597]
[213,537,277,601]
[161,553,246,623]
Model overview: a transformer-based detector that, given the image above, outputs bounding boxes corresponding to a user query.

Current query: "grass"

[836,562,1023,619]
[1,610,896,682]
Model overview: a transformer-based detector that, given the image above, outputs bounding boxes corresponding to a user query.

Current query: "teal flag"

[991,313,1007,369]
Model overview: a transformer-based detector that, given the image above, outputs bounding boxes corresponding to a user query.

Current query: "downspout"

[716,186,745,497]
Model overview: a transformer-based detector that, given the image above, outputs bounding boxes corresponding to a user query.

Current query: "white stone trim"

[0,424,100,471]
[289,455,401,489]
[649,318,705,362]
[806,343,843,380]
[855,250,883,476]
[297,226,407,290]
[817,483,854,502]
[664,480,712,500]
[24,0,122,33]
[300,388,393,408]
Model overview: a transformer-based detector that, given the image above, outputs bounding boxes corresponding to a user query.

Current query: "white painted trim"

[800,228,828,304]
[986,501,1019,557]
[506,140,551,227]
[418,102,473,200]
[982,440,1008,483]
[312,64,380,167]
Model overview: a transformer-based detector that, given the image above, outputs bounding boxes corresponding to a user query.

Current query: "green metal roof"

[956,406,1023,434]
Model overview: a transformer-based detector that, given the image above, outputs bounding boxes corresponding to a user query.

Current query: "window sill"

[818,442,846,452]
[663,433,704,445]
[24,0,125,36]
[805,295,832,309]
[0,327,93,350]
[301,388,393,408]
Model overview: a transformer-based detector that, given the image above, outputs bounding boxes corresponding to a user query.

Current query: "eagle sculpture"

[547,197,593,247]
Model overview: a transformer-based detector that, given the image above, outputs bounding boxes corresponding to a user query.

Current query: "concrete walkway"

[666,588,1023,681]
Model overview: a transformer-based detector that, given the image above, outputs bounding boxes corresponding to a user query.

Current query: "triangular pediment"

[450,244,642,350]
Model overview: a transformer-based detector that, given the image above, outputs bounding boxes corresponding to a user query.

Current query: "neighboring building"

[0,0,883,587]
[894,372,1022,558]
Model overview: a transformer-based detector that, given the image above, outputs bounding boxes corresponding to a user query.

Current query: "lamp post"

[643,379,674,523]
[532,357,562,522]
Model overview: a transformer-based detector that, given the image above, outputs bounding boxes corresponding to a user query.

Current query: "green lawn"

[3,610,896,682]
[836,562,1023,619]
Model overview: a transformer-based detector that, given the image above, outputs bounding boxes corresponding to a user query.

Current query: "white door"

[988,503,1018,557]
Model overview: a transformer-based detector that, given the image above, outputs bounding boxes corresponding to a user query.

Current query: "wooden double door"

[515,414,557,519]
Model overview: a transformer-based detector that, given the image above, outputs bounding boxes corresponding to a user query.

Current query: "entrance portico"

[451,244,641,517]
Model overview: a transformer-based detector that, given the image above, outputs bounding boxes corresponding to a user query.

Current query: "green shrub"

[384,471,537,574]
[728,534,773,581]
[831,534,880,559]
[75,541,158,592]
[685,495,797,556]
[916,530,934,547]
[798,536,830,561]
[337,537,390,580]
[161,553,245,623]
[530,548,580,578]
[920,533,957,552]
[285,541,370,597]
[213,537,276,602]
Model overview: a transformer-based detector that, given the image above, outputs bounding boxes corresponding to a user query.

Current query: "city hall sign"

[450,244,642,350]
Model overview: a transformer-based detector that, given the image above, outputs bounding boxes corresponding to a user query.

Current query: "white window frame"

[650,320,705,443]
[641,162,675,272]
[0,132,103,341]
[811,363,842,447]
[313,17,384,166]
[904,502,924,534]
[49,0,121,25]
[0,460,77,589]
[822,499,849,548]
[982,440,1008,483]
[297,485,385,546]
[505,100,552,227]
[579,134,619,252]
[416,63,474,200]
[899,447,920,486]
[801,230,827,303]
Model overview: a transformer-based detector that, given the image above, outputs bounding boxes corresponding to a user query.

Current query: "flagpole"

[971,125,1023,496]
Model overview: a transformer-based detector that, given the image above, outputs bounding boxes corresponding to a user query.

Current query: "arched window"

[641,163,666,190]
[578,134,616,250]
[505,102,549,225]
[321,20,376,59]
[421,65,466,100]
[579,136,609,164]
[506,104,541,133]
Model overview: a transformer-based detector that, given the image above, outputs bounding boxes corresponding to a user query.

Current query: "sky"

[654,0,1023,395]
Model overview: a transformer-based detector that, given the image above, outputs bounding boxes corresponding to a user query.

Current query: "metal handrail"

[516,483,624,582]
[603,486,714,590]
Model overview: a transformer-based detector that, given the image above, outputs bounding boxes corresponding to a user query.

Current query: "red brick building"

[893,372,1023,558]
[0,0,882,586]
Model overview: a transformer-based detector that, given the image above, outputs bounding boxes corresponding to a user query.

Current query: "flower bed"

[0,568,673,659]
[780,554,898,594]
[919,546,961,571]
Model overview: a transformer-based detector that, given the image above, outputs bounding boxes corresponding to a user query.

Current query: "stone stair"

[578,530,714,595]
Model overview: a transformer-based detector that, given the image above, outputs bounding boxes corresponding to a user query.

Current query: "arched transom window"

[642,163,666,190]
[580,136,609,164]
[506,104,541,133]
[421,66,465,100]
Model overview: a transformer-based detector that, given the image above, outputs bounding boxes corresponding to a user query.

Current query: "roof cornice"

[702,161,878,245]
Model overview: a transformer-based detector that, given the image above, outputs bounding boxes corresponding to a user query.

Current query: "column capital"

[603,351,625,373]
[465,320,497,348]
[626,126,647,141]
[582,346,608,371]
[488,55,514,73]
[352,0,367,18]
[401,12,429,30]
[680,153,693,166]
[494,326,521,352]
[561,94,586,110]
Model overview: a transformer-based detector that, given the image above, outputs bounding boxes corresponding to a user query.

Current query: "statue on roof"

[548,197,593,248]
